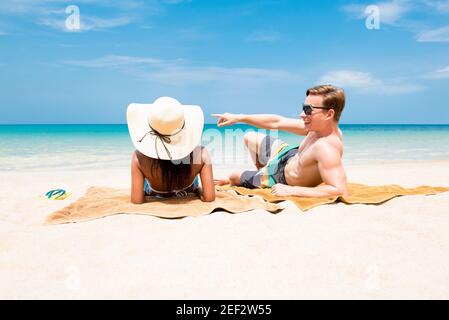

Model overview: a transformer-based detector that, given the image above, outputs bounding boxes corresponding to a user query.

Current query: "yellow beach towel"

[217,183,449,211]
[45,187,281,225]
[46,183,449,224]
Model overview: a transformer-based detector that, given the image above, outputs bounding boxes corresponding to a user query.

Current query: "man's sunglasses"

[302,104,333,116]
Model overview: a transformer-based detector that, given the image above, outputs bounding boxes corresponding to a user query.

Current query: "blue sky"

[1,0,449,124]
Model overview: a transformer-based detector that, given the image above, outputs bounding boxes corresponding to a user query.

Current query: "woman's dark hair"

[136,150,193,191]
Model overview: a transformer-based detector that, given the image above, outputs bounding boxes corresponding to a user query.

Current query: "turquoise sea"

[1,124,449,171]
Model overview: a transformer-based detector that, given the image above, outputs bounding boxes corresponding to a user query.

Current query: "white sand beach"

[1,161,449,299]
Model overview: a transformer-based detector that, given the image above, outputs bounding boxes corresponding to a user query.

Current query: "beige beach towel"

[45,187,281,224]
[46,183,449,224]
[217,183,449,211]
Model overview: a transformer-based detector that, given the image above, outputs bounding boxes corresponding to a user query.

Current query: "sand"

[1,161,449,299]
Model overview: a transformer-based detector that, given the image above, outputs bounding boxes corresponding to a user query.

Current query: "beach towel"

[46,183,449,224]
[45,187,281,224]
[217,183,449,211]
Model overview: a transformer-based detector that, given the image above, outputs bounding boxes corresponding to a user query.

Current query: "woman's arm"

[131,151,145,204]
[198,147,215,202]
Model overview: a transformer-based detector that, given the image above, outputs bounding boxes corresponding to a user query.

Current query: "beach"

[3,0,449,301]
[1,160,449,299]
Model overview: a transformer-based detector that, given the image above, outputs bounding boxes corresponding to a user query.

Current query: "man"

[212,84,348,198]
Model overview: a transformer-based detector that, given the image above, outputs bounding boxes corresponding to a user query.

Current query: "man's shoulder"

[315,133,342,147]
[312,135,343,160]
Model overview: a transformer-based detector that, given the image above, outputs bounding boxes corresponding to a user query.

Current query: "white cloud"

[0,0,146,14]
[0,0,148,32]
[376,1,411,24]
[63,55,166,67]
[319,70,424,95]
[417,25,449,42]
[247,31,283,42]
[61,55,301,86]
[343,0,411,25]
[0,0,40,14]
[40,15,134,32]
[423,0,449,12]
[343,1,449,42]
[424,66,449,79]
[320,70,382,88]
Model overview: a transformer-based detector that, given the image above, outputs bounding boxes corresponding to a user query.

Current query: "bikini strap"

[149,179,197,195]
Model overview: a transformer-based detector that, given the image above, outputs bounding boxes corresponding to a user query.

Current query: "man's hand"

[271,184,296,197]
[211,113,241,127]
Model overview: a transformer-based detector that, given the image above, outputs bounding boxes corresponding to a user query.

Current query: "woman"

[127,97,215,204]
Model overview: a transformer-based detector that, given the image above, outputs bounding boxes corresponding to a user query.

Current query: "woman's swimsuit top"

[144,177,200,198]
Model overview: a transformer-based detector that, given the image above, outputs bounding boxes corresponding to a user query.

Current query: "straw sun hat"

[127,97,204,161]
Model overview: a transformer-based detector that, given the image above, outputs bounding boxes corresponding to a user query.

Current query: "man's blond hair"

[306,85,345,122]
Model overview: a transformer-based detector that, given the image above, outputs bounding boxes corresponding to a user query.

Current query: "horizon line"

[1,123,449,126]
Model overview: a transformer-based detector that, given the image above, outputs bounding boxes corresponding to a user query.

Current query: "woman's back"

[131,145,215,203]
[136,146,203,192]
[127,97,214,204]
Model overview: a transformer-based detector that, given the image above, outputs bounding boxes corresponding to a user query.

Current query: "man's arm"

[212,113,307,136]
[271,143,348,198]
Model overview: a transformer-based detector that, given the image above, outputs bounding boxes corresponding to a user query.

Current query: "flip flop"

[43,189,70,200]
